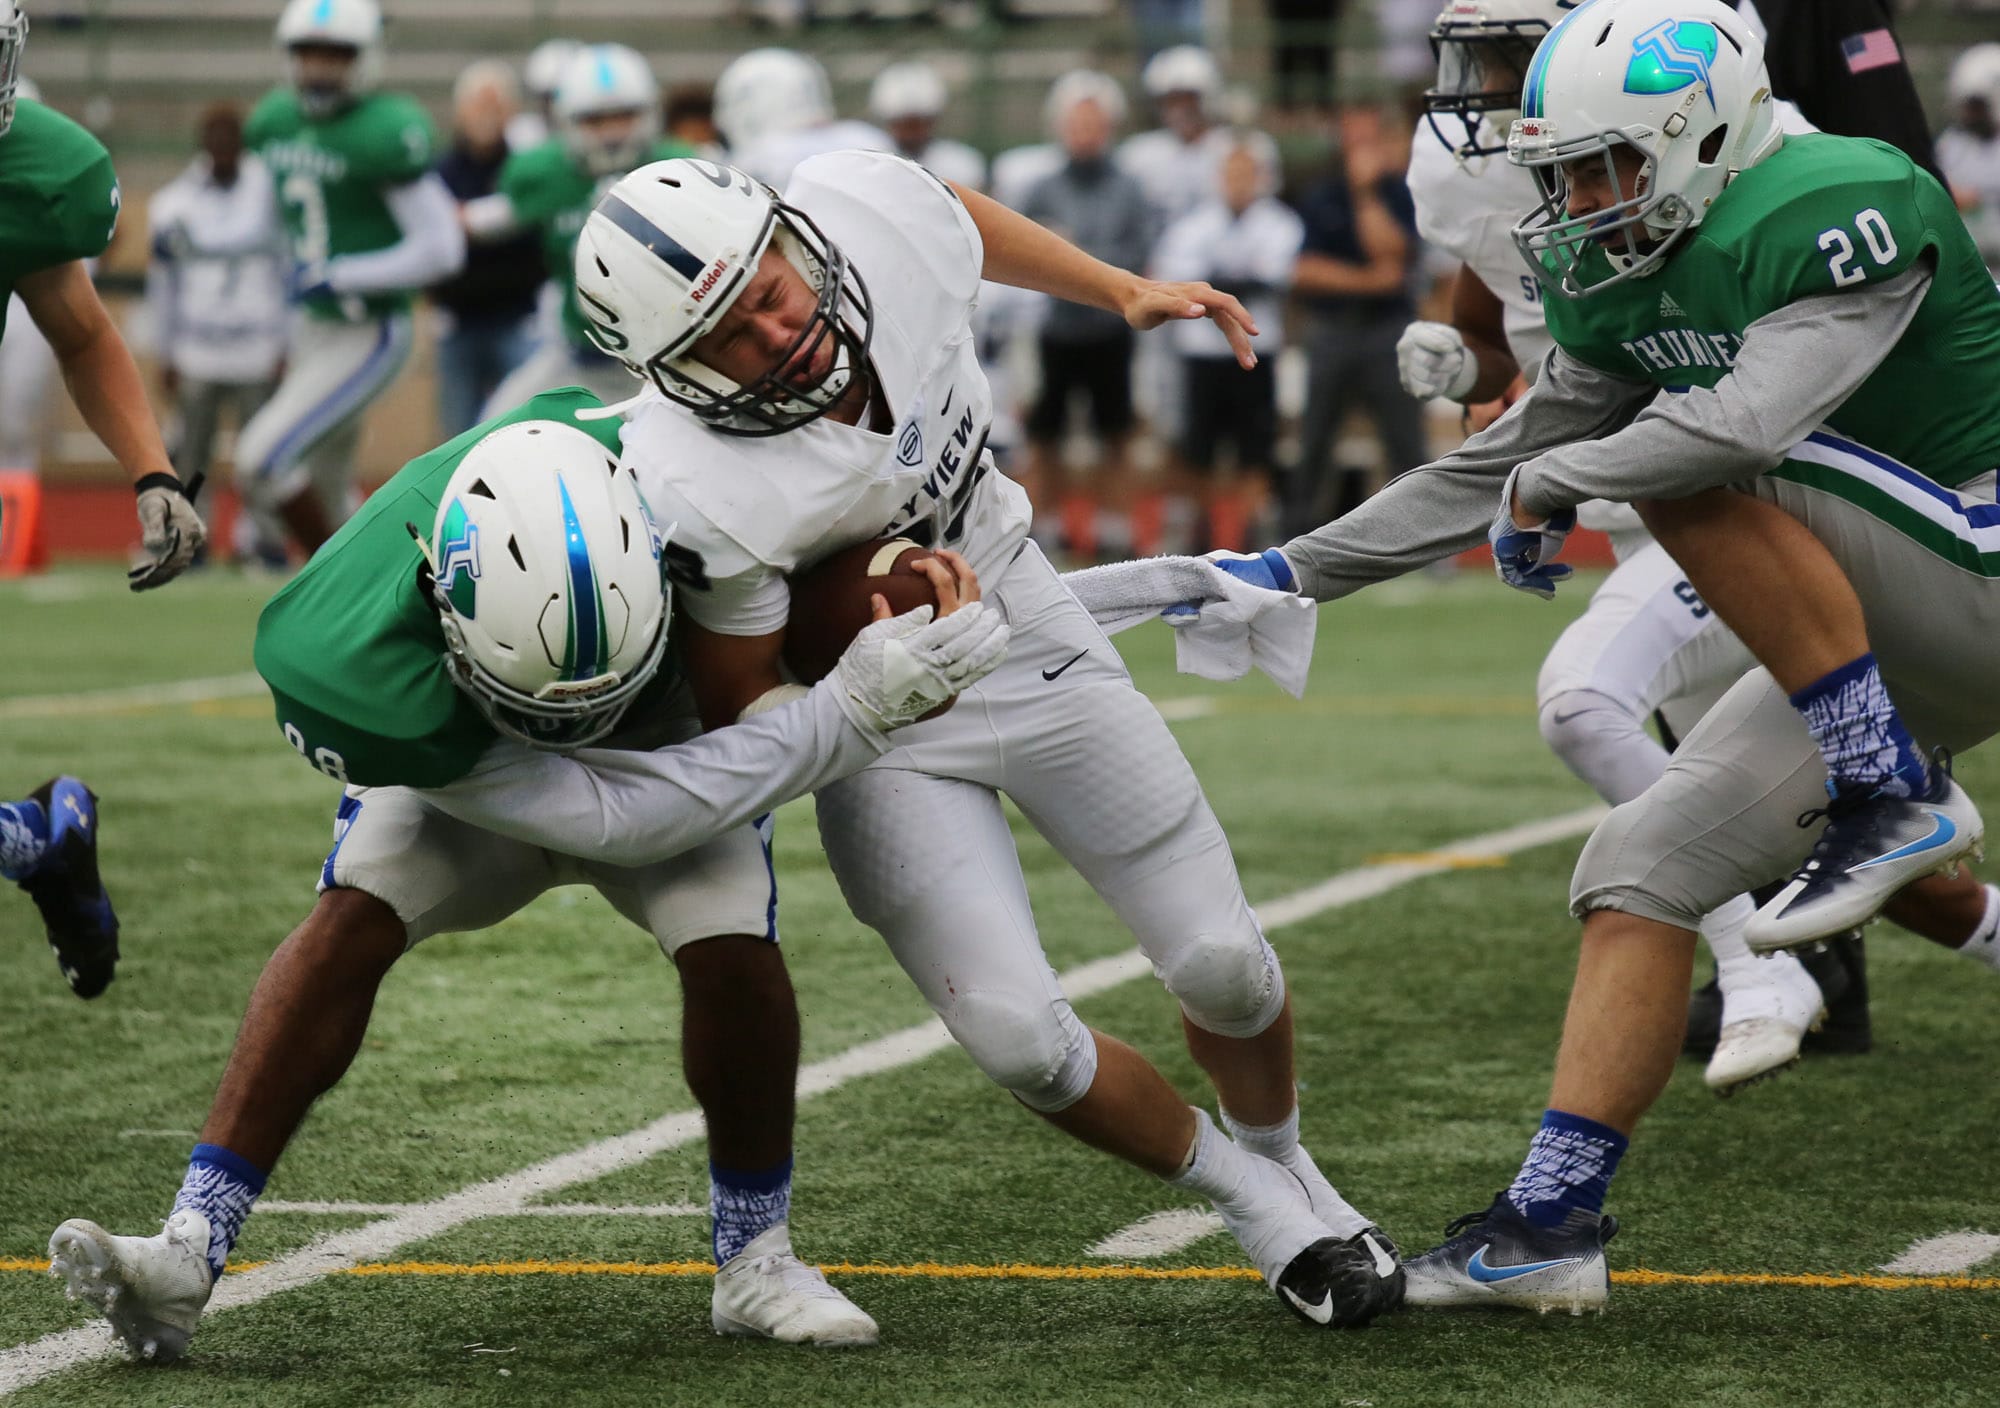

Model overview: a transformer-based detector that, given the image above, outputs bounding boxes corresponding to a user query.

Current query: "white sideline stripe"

[0,804,1603,1395]
[0,673,265,721]
[1087,1209,1227,1260]
[1879,1231,2000,1275]
[255,1201,703,1219]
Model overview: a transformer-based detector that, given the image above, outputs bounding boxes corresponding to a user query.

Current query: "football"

[782,536,949,691]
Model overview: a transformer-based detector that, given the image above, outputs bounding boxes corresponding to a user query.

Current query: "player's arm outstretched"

[949,181,1262,370]
[16,258,204,589]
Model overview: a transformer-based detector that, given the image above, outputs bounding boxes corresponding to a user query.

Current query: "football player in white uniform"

[573,153,1405,1329]
[714,48,888,193]
[1397,0,2000,1092]
[1115,46,1280,226]
[869,61,985,191]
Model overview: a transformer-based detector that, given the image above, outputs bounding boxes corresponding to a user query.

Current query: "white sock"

[1168,1108,1252,1203]
[1223,1105,1370,1238]
[1705,893,1818,1025]
[1220,1105,1299,1161]
[1956,885,2000,972]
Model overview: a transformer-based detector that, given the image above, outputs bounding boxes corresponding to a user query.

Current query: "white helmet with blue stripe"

[553,43,660,176]
[0,1,27,142]
[1423,0,1577,159]
[572,157,872,436]
[424,419,671,750]
[276,0,382,118]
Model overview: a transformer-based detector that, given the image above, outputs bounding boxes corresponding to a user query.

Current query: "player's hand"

[128,473,207,592]
[1123,279,1260,370]
[1162,547,1298,620]
[872,548,981,623]
[1488,474,1574,600]
[835,599,1011,731]
[1396,321,1478,401]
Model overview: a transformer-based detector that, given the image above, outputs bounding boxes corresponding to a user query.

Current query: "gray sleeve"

[1277,348,1654,601]
[1514,261,1934,518]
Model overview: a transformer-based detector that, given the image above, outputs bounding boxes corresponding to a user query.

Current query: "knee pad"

[1537,688,1667,807]
[947,988,1098,1113]
[1570,799,1710,930]
[1160,929,1286,1040]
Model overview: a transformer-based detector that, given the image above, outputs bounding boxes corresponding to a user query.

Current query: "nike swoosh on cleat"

[1465,1245,1585,1284]
[1281,1285,1335,1324]
[1850,811,1956,871]
[1363,1233,1396,1278]
[1042,650,1088,682]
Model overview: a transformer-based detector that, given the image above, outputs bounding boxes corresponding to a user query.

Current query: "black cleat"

[1274,1226,1404,1328]
[15,778,119,998]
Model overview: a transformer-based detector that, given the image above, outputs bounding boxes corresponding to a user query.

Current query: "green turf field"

[1,565,1995,1407]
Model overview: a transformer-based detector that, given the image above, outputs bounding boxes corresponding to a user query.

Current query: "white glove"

[129,474,208,591]
[832,601,1011,731]
[1396,320,1479,402]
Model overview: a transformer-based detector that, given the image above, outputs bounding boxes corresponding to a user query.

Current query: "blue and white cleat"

[15,777,119,998]
[1746,764,1984,955]
[1403,1195,1616,1315]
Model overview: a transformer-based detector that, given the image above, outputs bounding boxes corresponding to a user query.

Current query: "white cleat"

[1706,954,1826,1096]
[48,1210,215,1363]
[710,1225,879,1347]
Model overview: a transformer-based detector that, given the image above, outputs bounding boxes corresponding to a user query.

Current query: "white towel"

[1061,556,1318,699]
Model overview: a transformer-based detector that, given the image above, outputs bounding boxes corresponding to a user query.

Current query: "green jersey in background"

[0,99,119,339]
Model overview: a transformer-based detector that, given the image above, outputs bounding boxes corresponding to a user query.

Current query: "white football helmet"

[0,1,26,143]
[574,158,871,436]
[423,420,671,750]
[714,48,832,151]
[1042,68,1127,136]
[869,60,947,123]
[275,0,382,119]
[1949,43,2000,116]
[1424,0,1576,159]
[524,37,582,106]
[1141,45,1221,102]
[554,44,660,176]
[1508,0,1781,298]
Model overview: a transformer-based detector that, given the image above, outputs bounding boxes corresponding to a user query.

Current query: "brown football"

[782,538,950,702]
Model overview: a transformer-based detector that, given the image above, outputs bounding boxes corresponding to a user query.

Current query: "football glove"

[1163,548,1297,621]
[1396,321,1479,402]
[832,601,1010,731]
[1488,474,1575,601]
[128,474,207,592]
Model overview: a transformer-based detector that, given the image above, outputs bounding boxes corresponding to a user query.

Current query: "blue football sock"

[710,1157,792,1266]
[172,1143,269,1282]
[1789,654,1931,798]
[1505,1109,1628,1229]
[0,798,48,882]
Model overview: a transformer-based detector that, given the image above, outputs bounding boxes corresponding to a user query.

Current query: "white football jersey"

[620,150,1031,637]
[1116,126,1281,224]
[736,120,892,192]
[1404,123,1553,377]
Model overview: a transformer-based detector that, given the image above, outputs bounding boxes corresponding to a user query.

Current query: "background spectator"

[1939,44,2000,276]
[870,60,986,189]
[1285,104,1424,536]
[664,83,723,154]
[430,60,543,437]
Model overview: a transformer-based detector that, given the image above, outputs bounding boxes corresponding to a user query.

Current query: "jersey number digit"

[282,722,350,783]
[1670,579,1711,620]
[1817,208,1898,289]
[1518,274,1541,305]
[280,171,331,266]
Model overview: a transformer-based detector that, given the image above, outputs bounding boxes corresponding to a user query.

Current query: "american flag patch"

[1841,28,1902,74]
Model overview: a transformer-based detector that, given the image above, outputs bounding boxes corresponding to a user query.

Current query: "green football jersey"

[0,100,120,339]
[255,387,622,789]
[1544,133,2000,486]
[247,87,437,323]
[497,137,695,349]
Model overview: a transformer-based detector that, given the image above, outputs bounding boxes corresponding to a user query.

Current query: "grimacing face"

[686,246,833,390]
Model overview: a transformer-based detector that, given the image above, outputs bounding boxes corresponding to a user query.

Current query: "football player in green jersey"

[47,386,1010,1361]
[1197,0,2000,1308]
[236,0,463,557]
[462,43,695,417]
[0,1,207,1000]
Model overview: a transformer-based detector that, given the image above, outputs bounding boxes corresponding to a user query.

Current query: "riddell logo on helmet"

[689,260,730,303]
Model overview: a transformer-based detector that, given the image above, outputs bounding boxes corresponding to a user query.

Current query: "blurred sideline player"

[574,152,1405,1329]
[238,0,464,556]
[1939,45,2000,277]
[1400,0,1999,1091]
[870,60,984,189]
[510,35,579,151]
[47,388,1009,1360]
[1210,0,2000,1307]
[0,72,53,469]
[0,1,206,1000]
[714,48,887,193]
[464,42,693,417]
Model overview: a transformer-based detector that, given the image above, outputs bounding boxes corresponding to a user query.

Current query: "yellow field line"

[6,1256,1998,1291]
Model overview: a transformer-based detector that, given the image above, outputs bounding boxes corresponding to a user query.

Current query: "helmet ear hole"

[1699,124,1728,163]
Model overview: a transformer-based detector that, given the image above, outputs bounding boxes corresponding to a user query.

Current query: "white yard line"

[0,673,266,721]
[1087,1209,1227,1260]
[255,1201,703,1219]
[0,804,1604,1395]
[1879,1231,2000,1275]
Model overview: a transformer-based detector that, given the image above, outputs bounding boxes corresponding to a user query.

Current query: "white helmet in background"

[573,157,872,435]
[1948,43,2000,115]
[275,0,382,120]
[524,37,582,107]
[1042,68,1127,136]
[869,60,947,123]
[714,48,832,151]
[554,43,661,176]
[425,420,671,750]
[1423,0,1576,158]
[1508,0,1781,297]
[1141,45,1221,102]
[0,1,26,142]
